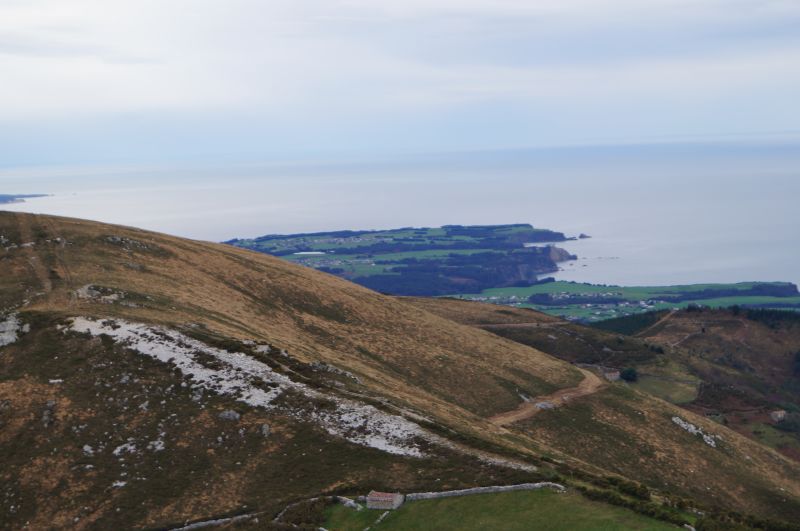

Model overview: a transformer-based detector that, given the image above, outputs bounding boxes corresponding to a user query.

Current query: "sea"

[2,140,799,287]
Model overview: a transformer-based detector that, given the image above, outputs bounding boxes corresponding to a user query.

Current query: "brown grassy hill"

[424,297,800,464]
[404,297,800,521]
[2,212,800,528]
[405,296,665,368]
[633,307,800,461]
[1,211,579,421]
[636,308,800,386]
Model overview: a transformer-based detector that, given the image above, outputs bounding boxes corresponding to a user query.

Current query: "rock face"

[672,416,720,448]
[218,410,241,422]
[548,246,577,263]
[0,314,28,348]
[68,317,428,457]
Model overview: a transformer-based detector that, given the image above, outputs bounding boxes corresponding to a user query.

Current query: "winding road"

[488,368,605,426]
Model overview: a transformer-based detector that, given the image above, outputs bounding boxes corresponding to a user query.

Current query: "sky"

[2,0,800,166]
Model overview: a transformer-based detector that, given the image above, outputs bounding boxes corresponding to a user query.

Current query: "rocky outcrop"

[0,314,28,348]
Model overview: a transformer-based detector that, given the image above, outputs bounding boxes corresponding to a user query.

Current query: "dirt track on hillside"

[477,322,570,330]
[635,309,677,338]
[488,368,605,426]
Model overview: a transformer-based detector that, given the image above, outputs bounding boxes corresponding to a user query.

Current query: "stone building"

[366,491,404,510]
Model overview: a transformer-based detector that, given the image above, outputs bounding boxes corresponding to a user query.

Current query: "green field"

[451,281,800,322]
[324,490,678,531]
[744,421,800,457]
[634,375,699,405]
[454,281,798,300]
[230,224,565,258]
[228,224,576,296]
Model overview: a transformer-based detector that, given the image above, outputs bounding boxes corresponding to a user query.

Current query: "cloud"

[0,0,798,159]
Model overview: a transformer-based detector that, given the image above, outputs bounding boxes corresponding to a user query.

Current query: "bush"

[603,476,650,500]
[279,498,333,526]
[576,487,687,526]
[620,367,638,382]
[775,412,800,434]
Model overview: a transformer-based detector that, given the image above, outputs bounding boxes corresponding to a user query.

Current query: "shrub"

[620,367,638,382]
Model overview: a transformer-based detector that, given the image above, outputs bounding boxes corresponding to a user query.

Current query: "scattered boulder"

[41,400,56,427]
[0,313,27,347]
[191,388,204,403]
[218,410,241,422]
[122,262,145,271]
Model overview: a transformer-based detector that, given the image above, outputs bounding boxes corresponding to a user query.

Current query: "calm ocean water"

[2,141,799,286]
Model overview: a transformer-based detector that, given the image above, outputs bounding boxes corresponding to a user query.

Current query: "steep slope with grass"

[404,296,800,523]
[633,307,800,461]
[2,212,800,529]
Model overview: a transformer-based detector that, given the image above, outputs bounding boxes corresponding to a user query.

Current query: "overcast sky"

[2,0,799,166]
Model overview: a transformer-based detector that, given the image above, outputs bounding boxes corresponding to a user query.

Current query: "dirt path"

[15,213,53,293]
[634,310,677,338]
[488,368,605,426]
[477,322,569,330]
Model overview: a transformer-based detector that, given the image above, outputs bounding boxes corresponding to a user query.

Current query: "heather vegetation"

[3,212,800,530]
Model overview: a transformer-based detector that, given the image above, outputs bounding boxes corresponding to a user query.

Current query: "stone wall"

[405,482,565,501]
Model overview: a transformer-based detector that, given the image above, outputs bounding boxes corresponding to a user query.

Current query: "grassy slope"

[403,297,800,521]
[1,315,539,529]
[0,211,580,424]
[325,490,676,531]
[2,212,800,526]
[422,298,800,463]
[633,308,800,459]
[0,212,581,528]
[404,297,665,367]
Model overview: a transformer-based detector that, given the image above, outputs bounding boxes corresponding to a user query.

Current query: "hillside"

[409,296,800,465]
[630,308,800,461]
[2,212,800,529]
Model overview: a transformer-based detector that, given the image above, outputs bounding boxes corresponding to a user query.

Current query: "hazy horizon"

[3,139,799,287]
[2,1,800,165]
[2,1,799,287]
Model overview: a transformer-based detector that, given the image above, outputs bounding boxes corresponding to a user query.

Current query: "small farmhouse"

[603,370,620,382]
[366,491,404,510]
